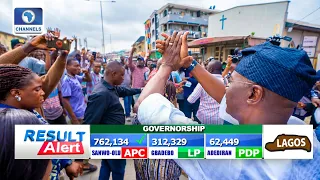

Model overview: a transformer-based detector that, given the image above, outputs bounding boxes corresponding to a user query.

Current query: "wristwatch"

[184,60,198,73]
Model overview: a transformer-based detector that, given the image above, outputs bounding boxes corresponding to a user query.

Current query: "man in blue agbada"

[134,31,320,180]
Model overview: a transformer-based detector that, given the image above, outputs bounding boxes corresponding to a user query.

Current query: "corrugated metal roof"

[188,36,247,47]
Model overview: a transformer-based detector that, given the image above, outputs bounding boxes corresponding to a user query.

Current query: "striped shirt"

[187,74,223,124]
[86,72,103,96]
[132,118,182,180]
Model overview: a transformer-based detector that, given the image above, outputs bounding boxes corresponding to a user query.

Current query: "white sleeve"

[138,93,197,125]
[137,93,247,180]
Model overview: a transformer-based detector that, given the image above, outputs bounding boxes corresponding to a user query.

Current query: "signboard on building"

[303,47,316,57]
[303,36,318,47]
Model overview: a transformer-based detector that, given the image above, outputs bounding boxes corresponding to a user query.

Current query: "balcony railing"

[164,29,203,39]
[159,14,209,26]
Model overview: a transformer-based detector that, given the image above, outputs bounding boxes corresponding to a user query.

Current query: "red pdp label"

[121,147,148,159]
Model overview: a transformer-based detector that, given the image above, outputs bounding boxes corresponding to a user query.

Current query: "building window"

[152,42,155,49]
[197,11,201,17]
[190,11,193,16]
[164,10,168,17]
[152,30,155,37]
[164,25,167,32]
[152,18,155,24]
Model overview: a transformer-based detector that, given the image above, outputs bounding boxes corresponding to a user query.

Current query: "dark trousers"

[131,96,135,109]
[124,96,132,117]
[183,99,200,123]
[47,114,67,124]
[99,159,126,180]
[310,108,319,129]
[177,99,184,112]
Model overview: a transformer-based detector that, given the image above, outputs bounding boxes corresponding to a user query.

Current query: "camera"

[231,48,242,64]
[266,35,292,46]
[231,55,241,63]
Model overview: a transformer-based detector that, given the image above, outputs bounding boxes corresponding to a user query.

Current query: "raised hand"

[131,47,137,54]
[27,32,57,51]
[82,69,89,74]
[47,27,53,33]
[53,28,61,38]
[160,31,191,70]
[72,35,78,50]
[156,31,193,70]
[72,35,78,42]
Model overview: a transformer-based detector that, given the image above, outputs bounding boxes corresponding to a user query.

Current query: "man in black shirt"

[83,61,141,180]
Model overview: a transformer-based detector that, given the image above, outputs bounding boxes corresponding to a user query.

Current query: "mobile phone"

[46,38,71,51]
[92,52,97,60]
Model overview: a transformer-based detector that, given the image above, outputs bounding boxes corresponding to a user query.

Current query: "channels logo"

[14,8,43,34]
[263,125,313,159]
[15,125,90,159]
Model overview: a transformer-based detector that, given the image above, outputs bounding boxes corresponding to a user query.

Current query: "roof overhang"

[286,22,320,33]
[188,36,266,48]
[158,3,218,14]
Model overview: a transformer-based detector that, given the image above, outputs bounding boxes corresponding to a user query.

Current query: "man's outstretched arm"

[134,31,186,112]
[0,33,56,65]
[190,64,225,103]
[156,33,226,103]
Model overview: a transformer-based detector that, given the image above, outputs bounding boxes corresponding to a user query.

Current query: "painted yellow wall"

[0,31,27,50]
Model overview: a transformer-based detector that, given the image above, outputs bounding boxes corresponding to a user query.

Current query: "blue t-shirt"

[169,71,182,83]
[19,57,45,75]
[61,74,86,119]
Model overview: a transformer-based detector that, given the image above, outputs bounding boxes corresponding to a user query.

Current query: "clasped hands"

[156,31,193,71]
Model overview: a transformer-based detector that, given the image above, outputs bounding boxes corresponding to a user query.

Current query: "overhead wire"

[293,6,320,26]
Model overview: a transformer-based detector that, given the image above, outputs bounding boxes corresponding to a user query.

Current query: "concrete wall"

[208,1,289,38]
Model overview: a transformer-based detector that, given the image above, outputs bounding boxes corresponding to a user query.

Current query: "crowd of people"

[0,28,319,180]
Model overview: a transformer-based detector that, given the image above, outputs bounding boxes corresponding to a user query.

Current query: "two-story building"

[145,3,218,59]
[132,36,146,57]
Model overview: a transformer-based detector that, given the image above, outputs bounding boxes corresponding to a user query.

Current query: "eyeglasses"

[224,74,254,87]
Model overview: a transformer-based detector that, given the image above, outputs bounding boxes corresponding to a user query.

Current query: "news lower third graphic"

[14,125,314,159]
[14,8,43,34]
[15,125,90,159]
[263,125,314,159]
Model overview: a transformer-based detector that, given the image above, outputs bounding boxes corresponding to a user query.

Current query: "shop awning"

[188,36,266,48]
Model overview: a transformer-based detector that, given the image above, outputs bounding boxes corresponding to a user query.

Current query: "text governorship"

[143,126,205,132]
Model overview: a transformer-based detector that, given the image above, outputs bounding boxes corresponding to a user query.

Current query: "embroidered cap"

[235,42,320,102]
